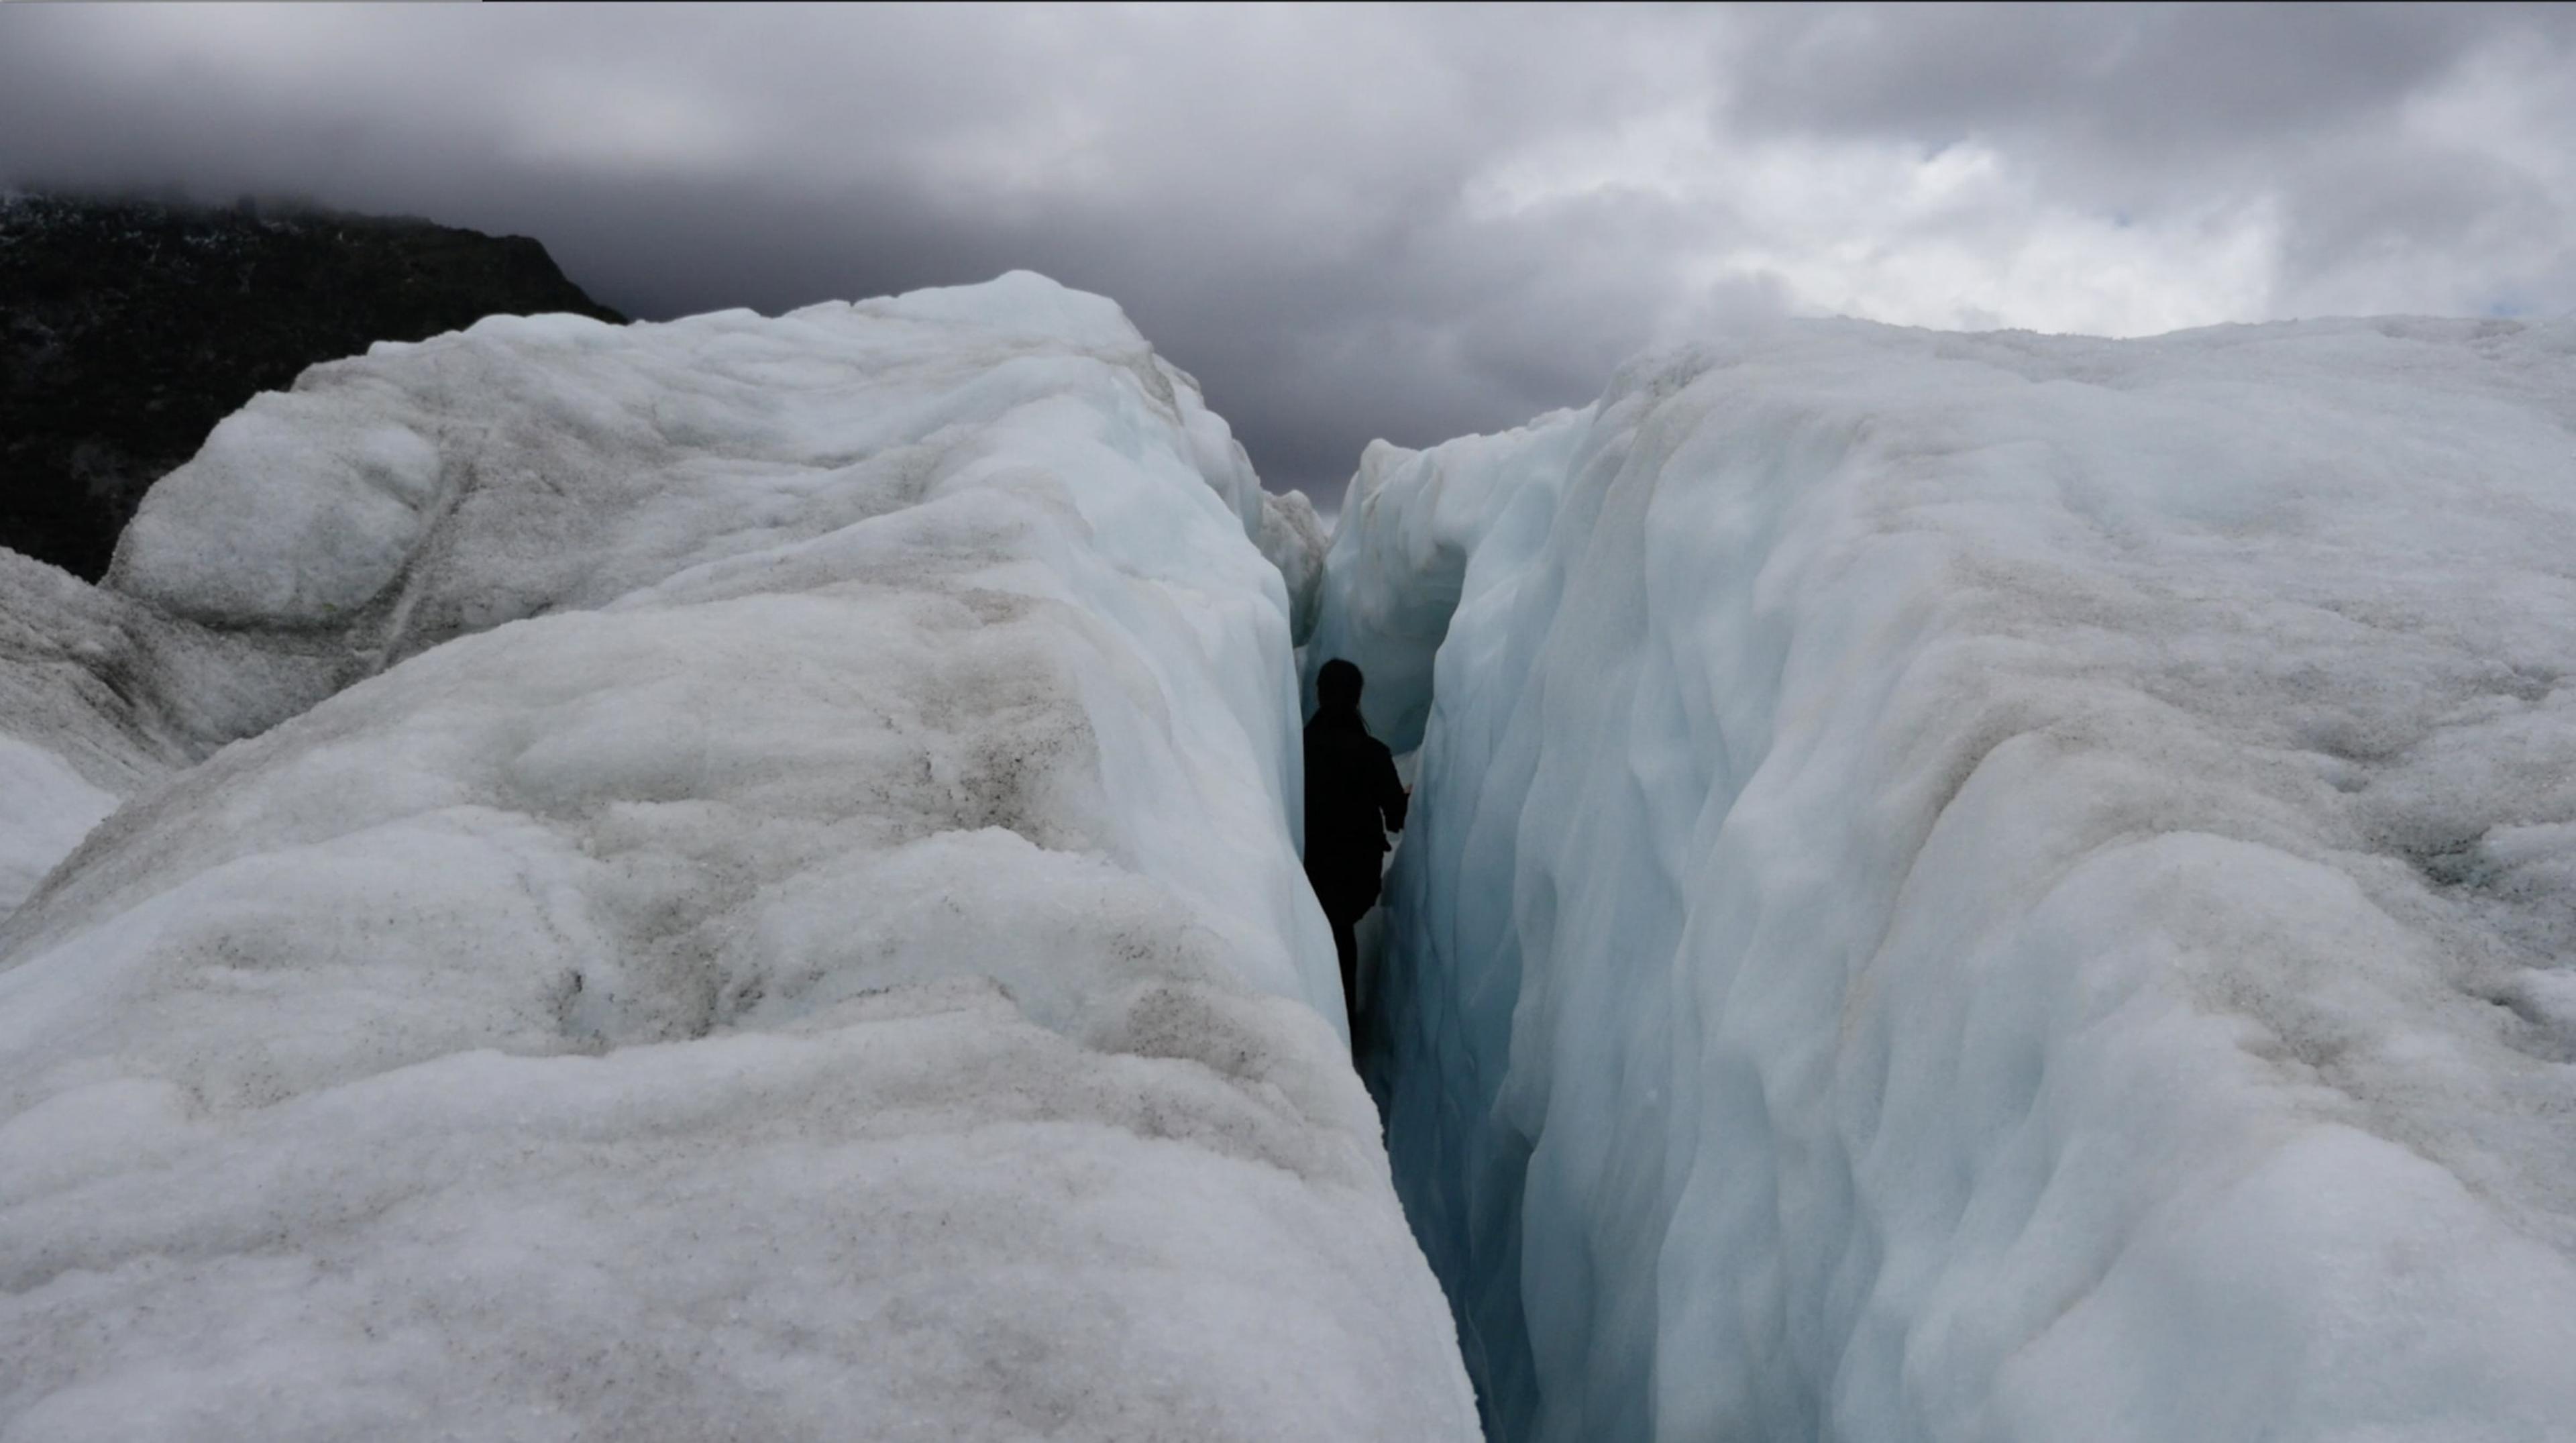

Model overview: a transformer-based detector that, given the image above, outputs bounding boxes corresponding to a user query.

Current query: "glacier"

[0,274,1474,1440]
[1316,317,2576,1442]
[14,258,2576,1443]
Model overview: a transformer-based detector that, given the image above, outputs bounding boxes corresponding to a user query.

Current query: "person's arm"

[1375,745,1409,834]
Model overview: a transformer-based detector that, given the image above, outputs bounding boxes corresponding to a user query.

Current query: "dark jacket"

[1303,704,1407,918]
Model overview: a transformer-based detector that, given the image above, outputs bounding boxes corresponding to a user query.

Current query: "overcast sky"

[6,3,2573,509]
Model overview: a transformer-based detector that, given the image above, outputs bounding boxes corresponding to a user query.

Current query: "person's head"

[1316,658,1363,711]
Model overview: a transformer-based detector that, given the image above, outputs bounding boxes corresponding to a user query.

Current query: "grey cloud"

[1,5,1686,504]
[1721,4,2576,317]
[1725,5,2481,155]
[3,4,2571,509]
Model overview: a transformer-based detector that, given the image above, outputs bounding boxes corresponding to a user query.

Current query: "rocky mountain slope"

[1,192,623,580]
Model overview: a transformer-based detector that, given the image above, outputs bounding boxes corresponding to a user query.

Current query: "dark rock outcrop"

[1,192,625,580]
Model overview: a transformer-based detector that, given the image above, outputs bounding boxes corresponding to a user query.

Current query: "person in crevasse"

[1303,657,1407,1055]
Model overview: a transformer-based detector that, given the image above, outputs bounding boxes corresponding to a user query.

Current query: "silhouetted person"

[1304,658,1407,1052]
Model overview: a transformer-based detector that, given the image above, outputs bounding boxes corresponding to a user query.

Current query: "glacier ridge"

[0,273,1472,1440]
[1316,316,2576,1442]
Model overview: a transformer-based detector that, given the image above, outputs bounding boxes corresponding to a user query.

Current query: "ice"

[0,740,112,915]
[1,275,1475,1440]
[1256,486,1328,647]
[0,548,341,920]
[0,556,157,915]
[1319,316,2576,1441]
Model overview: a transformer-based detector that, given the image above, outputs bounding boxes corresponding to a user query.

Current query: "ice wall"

[1320,317,2576,1442]
[1,274,1477,1440]
[1256,486,1330,647]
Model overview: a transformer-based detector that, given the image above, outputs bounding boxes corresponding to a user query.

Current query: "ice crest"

[1,275,1476,1440]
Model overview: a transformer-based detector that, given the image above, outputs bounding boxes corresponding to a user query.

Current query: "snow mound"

[2,274,1475,1440]
[1320,316,2576,1441]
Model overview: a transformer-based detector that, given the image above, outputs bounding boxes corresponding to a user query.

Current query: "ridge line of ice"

[1,272,1478,1440]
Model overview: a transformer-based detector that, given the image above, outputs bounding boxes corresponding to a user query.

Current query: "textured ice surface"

[1320,316,2576,1442]
[0,738,111,916]
[0,548,343,916]
[1,274,1476,1440]
[1256,486,1328,647]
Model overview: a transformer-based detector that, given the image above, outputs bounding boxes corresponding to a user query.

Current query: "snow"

[1317,315,2576,1442]
[1,274,1476,1440]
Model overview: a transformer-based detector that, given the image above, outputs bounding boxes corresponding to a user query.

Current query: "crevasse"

[1318,318,2576,1442]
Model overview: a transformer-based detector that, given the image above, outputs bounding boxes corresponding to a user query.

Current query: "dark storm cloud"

[1725,4,2485,156]
[4,4,2571,509]
[1718,3,2576,318]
